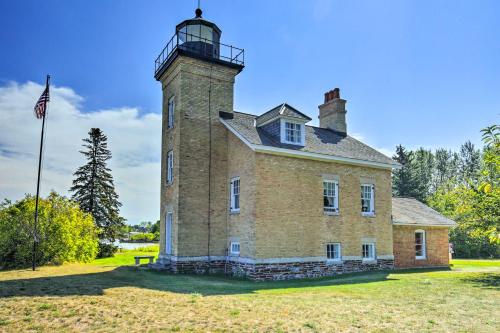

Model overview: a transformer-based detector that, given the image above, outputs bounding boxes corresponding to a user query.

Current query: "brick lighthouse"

[154,7,244,272]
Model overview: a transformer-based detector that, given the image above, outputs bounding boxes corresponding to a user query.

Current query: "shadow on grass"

[0,266,407,298]
[460,273,500,290]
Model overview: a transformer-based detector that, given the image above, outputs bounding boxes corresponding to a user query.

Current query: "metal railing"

[154,31,244,74]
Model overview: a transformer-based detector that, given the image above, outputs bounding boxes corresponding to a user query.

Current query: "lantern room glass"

[177,22,221,59]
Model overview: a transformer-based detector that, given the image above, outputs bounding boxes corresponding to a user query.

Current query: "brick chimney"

[318,88,347,135]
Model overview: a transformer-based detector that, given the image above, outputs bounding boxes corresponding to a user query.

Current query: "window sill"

[326,259,343,265]
[362,259,377,264]
[281,140,305,146]
[229,209,240,215]
[324,211,339,216]
[166,126,174,131]
[166,182,173,187]
[415,257,427,260]
[361,212,376,217]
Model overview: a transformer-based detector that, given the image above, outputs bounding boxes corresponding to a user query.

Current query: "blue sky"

[1,0,499,223]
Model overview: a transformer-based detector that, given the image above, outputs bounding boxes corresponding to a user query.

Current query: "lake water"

[115,241,158,250]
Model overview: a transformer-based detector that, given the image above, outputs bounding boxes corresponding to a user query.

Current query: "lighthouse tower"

[154,7,244,272]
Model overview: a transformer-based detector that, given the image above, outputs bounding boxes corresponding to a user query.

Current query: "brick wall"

[254,153,394,259]
[227,132,256,258]
[393,225,450,268]
[158,56,240,259]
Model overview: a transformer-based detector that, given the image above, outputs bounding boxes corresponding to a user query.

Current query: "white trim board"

[392,222,455,227]
[220,118,400,170]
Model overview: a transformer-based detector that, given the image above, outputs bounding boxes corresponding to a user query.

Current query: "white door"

[166,212,172,255]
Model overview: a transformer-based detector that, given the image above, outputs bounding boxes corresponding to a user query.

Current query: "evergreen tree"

[433,148,452,190]
[70,128,125,243]
[392,145,418,198]
[412,148,434,201]
[459,141,481,185]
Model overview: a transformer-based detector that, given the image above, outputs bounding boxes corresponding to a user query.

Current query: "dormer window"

[280,120,305,145]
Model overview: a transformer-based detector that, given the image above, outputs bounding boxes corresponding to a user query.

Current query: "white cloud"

[0,81,161,224]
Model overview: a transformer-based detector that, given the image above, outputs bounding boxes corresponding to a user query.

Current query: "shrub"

[0,192,99,269]
[97,243,118,258]
[129,232,158,242]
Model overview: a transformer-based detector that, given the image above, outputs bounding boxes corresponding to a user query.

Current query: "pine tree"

[392,145,418,198]
[459,141,481,186]
[70,128,125,243]
[412,148,434,201]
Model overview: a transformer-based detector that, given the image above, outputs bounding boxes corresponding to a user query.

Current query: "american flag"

[34,85,50,119]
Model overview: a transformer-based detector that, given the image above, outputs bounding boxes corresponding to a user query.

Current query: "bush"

[0,192,99,269]
[97,243,118,258]
[129,232,158,242]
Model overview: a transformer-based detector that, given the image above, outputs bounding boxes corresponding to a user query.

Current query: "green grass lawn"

[0,252,498,333]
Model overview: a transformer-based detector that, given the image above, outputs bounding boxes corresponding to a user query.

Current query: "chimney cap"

[324,88,341,103]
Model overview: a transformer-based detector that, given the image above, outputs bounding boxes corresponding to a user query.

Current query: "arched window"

[415,230,426,260]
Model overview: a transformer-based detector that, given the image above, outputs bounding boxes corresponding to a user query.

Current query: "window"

[281,120,305,145]
[326,243,341,260]
[230,242,240,255]
[166,150,174,184]
[362,243,375,260]
[415,230,426,259]
[167,96,175,129]
[323,180,339,214]
[165,212,173,255]
[361,184,375,215]
[230,177,240,212]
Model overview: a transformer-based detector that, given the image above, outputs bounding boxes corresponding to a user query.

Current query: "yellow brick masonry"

[158,56,239,259]
[254,153,394,259]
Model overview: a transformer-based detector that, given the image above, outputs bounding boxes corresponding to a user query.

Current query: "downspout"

[207,65,214,273]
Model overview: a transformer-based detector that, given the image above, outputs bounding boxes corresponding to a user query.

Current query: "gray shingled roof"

[223,111,397,166]
[256,103,312,126]
[392,197,456,227]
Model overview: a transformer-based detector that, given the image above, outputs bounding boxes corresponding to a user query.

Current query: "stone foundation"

[156,256,394,281]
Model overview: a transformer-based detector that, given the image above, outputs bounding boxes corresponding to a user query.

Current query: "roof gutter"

[392,221,456,227]
[220,118,400,170]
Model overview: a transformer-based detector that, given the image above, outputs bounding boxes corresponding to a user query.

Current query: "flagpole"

[32,74,50,271]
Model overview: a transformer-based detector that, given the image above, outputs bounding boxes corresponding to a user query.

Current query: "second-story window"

[323,180,339,214]
[361,184,375,215]
[230,177,240,212]
[167,96,175,129]
[167,150,174,184]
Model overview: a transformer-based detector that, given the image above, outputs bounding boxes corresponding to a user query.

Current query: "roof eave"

[392,221,456,227]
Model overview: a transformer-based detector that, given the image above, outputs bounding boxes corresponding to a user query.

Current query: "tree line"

[392,125,499,258]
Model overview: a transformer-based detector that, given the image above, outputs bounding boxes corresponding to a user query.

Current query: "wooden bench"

[134,255,155,266]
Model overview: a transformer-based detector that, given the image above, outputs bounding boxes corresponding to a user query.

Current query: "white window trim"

[415,229,426,260]
[362,243,376,261]
[280,118,305,146]
[361,183,375,216]
[326,242,342,262]
[165,211,173,255]
[166,150,174,185]
[230,177,240,213]
[323,180,339,215]
[230,242,240,255]
[167,96,175,129]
